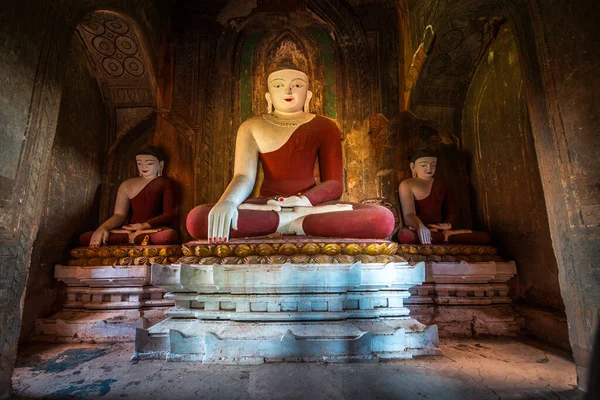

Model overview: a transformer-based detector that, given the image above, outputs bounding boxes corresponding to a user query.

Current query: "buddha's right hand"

[208,201,239,243]
[417,224,432,245]
[266,195,312,208]
[89,227,110,247]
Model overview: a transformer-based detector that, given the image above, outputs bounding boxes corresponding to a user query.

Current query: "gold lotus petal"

[143,248,158,257]
[234,245,252,257]
[420,247,433,255]
[278,243,299,256]
[133,256,148,265]
[119,257,133,265]
[487,246,498,255]
[334,254,355,264]
[448,247,462,255]
[256,244,276,256]
[356,254,376,263]
[432,246,447,256]
[67,259,79,266]
[182,244,194,256]
[195,246,212,258]
[300,243,320,255]
[322,243,341,256]
[375,255,393,263]
[267,255,288,264]
[102,257,117,265]
[213,245,231,258]
[70,248,85,259]
[462,246,474,255]
[168,256,179,263]
[342,243,361,256]
[87,257,102,266]
[159,247,175,257]
[408,246,419,255]
[179,256,200,264]
[201,256,220,265]
[289,254,310,264]
[412,255,427,262]
[78,258,89,266]
[128,249,142,258]
[150,256,166,264]
[112,248,127,258]
[221,256,242,264]
[243,255,262,264]
[470,255,483,262]
[84,248,97,258]
[441,255,456,262]
[491,255,503,262]
[429,255,442,262]
[383,242,398,255]
[98,249,111,258]
[365,243,384,256]
[310,254,333,264]
[456,255,469,262]
[392,255,407,262]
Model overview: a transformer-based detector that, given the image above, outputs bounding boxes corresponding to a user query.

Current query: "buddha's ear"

[265,92,273,113]
[158,160,165,176]
[304,90,313,113]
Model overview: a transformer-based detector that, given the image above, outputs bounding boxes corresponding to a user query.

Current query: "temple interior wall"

[0,0,599,396]
[461,26,563,312]
[19,34,109,342]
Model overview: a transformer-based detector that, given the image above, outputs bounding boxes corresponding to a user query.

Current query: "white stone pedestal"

[133,260,440,362]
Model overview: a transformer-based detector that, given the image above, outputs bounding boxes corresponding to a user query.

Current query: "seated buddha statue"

[80,146,178,247]
[186,62,394,243]
[397,150,491,245]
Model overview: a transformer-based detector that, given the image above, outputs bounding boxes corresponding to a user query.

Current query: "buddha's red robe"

[80,177,178,246]
[187,116,394,239]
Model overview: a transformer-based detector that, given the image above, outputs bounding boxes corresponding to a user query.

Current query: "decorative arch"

[250,28,325,118]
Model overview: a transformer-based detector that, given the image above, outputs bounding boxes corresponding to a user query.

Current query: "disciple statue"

[398,149,491,245]
[186,62,394,242]
[80,146,178,247]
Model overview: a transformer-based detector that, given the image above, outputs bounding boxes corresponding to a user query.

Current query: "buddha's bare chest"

[253,124,299,154]
[411,180,434,200]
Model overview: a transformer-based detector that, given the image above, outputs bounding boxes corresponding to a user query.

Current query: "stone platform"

[397,245,521,337]
[34,245,179,342]
[133,239,440,363]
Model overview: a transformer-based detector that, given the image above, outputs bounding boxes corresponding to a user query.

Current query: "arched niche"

[249,29,326,118]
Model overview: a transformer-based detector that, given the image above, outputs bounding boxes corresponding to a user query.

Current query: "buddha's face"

[136,154,162,178]
[267,69,311,114]
[411,157,437,179]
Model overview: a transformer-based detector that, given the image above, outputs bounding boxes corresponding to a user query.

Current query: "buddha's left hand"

[428,223,452,231]
[122,222,151,231]
[267,195,312,208]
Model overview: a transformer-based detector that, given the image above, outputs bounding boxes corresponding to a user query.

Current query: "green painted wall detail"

[240,32,264,121]
[307,27,336,119]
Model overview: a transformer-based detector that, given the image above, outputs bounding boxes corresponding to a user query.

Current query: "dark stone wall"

[462,26,563,312]
[19,34,107,341]
[0,1,170,396]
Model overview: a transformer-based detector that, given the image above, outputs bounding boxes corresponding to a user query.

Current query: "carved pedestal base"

[134,245,440,362]
[34,309,168,343]
[34,245,178,342]
[405,260,521,337]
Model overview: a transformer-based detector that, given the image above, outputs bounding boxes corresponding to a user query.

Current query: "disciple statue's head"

[265,60,312,114]
[136,146,165,179]
[410,149,438,179]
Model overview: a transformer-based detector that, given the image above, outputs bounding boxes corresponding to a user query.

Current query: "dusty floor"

[11,337,581,400]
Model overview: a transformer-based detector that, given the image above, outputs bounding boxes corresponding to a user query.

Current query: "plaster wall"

[19,34,108,342]
[462,27,563,312]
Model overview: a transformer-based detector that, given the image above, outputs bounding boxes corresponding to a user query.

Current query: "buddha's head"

[136,146,164,179]
[266,60,312,114]
[410,149,437,179]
